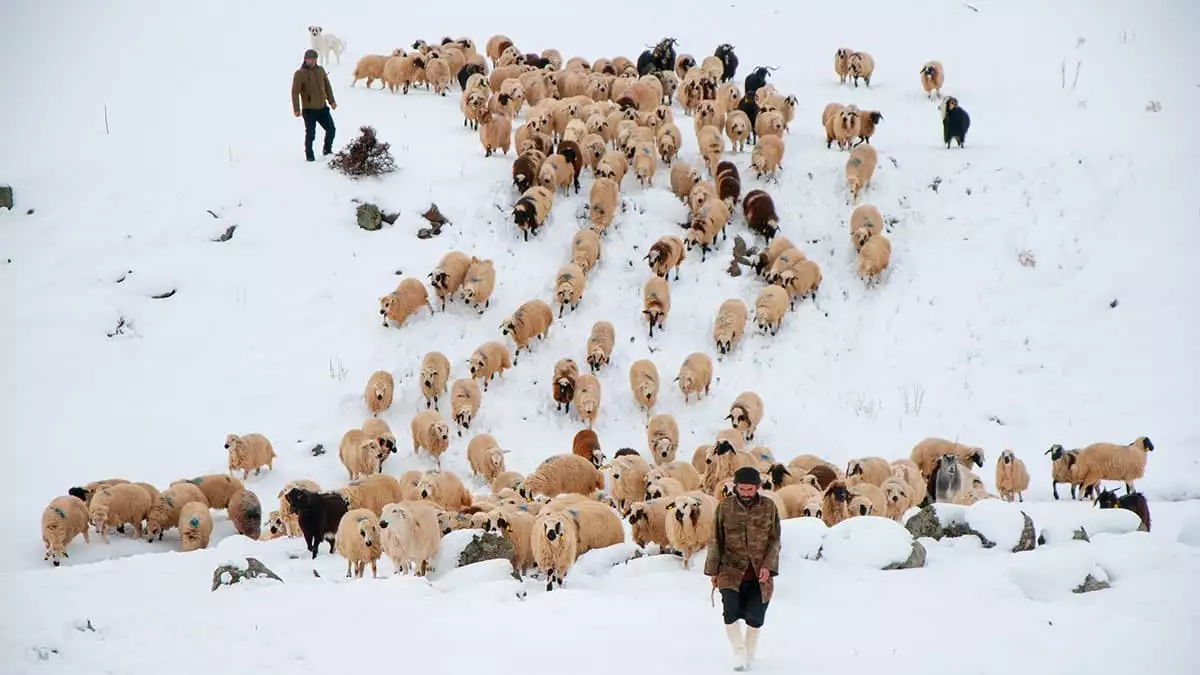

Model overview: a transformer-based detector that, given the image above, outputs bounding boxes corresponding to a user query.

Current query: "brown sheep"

[553,358,580,413]
[588,177,619,234]
[920,61,945,99]
[646,235,686,281]
[743,189,779,242]
[1074,436,1154,498]
[995,449,1031,502]
[169,475,243,510]
[411,410,451,469]
[586,321,615,373]
[854,228,891,285]
[573,374,602,429]
[380,278,433,328]
[450,378,481,435]
[225,433,276,480]
[676,352,713,403]
[479,109,513,157]
[821,480,853,527]
[340,429,386,480]
[500,300,554,365]
[647,414,680,465]
[629,359,660,419]
[572,429,605,469]
[713,299,748,356]
[669,162,703,202]
[554,264,587,317]
[643,276,671,338]
[468,341,512,391]
[227,489,263,540]
[429,251,471,311]
[364,370,394,416]
[833,48,853,84]
[716,161,741,208]
[352,54,390,88]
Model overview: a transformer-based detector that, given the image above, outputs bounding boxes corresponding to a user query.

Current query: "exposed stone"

[904,506,943,540]
[211,557,283,591]
[356,203,382,231]
[0,185,13,210]
[1013,512,1037,552]
[1073,574,1111,594]
[884,541,927,570]
[457,532,514,568]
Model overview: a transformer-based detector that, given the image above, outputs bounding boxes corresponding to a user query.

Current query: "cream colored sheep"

[697,125,725,178]
[378,501,441,576]
[459,257,496,314]
[539,153,574,196]
[845,143,878,204]
[686,199,729,262]
[676,352,712,403]
[835,108,863,151]
[558,500,624,555]
[380,277,433,328]
[439,380,477,439]
[1045,445,1082,500]
[568,229,602,276]
[711,298,748,357]
[430,252,471,311]
[523,454,605,499]
[702,445,756,496]
[765,246,806,285]
[173,501,212,552]
[646,235,687,281]
[499,300,553,367]
[337,475,402,518]
[492,471,524,495]
[629,359,660,419]
[111,482,175,542]
[890,461,926,505]
[774,484,823,518]
[880,477,916,520]
[656,122,682,165]
[920,61,945,99]
[647,461,703,492]
[335,509,382,578]
[468,340,512,391]
[833,48,853,84]
[588,177,619,234]
[416,470,472,512]
[754,110,785,140]
[727,391,764,441]
[752,235,796,278]
[396,471,424,503]
[479,110,513,157]
[426,56,452,95]
[849,51,875,87]
[822,102,846,148]
[384,52,423,94]
[849,205,883,249]
[351,54,390,88]
[411,410,451,469]
[412,352,450,412]
[596,150,628,183]
[467,433,508,484]
[848,482,888,516]
[554,264,587,318]
[628,498,672,549]
[632,141,658,187]
[751,134,784,182]
[777,259,822,306]
[277,479,320,536]
[170,474,243,510]
[646,414,680,465]
[693,101,725,140]
[363,370,394,416]
[1074,436,1153,498]
[532,511,578,591]
[573,373,602,429]
[225,432,275,480]
[846,457,892,487]
[724,110,752,153]
[800,498,823,520]
[582,322,615,374]
[992,450,1031,502]
[41,495,89,566]
[669,162,702,203]
[339,429,385,480]
[665,493,718,568]
[475,505,537,572]
[853,228,892,285]
[609,453,652,515]
[754,286,789,336]
[643,275,671,338]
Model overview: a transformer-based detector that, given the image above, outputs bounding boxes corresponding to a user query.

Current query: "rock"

[1013,512,1037,552]
[457,532,514,568]
[211,557,283,591]
[884,541,927,570]
[309,443,326,457]
[1072,574,1111,594]
[356,203,382,231]
[0,185,12,210]
[944,521,996,548]
[212,225,237,242]
[904,506,944,540]
[421,203,451,227]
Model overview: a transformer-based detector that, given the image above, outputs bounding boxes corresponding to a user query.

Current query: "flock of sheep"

[40,35,1153,587]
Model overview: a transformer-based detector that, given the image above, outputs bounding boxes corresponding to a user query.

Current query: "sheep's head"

[852,227,874,250]
[308,26,322,37]
[628,503,648,524]
[1136,436,1154,452]
[801,500,823,520]
[763,464,789,490]
[826,480,849,504]
[883,481,909,506]
[849,495,873,517]
[143,515,162,542]
[223,434,241,452]
[512,198,536,229]
[499,319,516,338]
[847,460,865,478]
[359,439,384,472]
[1094,489,1120,509]
[265,512,286,538]
[646,481,668,501]
[432,421,450,445]
[379,294,396,317]
[965,449,985,468]
[355,516,379,549]
[417,475,440,502]
[716,44,735,60]
[652,438,674,464]
[466,351,488,377]
[727,404,749,431]
[671,496,702,525]
[540,515,566,542]
[1000,450,1015,466]
[284,487,313,513]
[798,474,822,491]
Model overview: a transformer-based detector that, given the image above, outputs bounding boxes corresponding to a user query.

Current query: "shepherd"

[292,48,338,162]
[705,466,781,671]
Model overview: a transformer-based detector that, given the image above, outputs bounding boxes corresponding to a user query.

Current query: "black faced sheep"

[1095,489,1151,532]
[940,96,970,149]
[285,487,349,559]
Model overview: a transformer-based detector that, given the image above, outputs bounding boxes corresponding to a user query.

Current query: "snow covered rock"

[1178,517,1200,547]
[436,558,519,592]
[884,541,927,570]
[904,506,943,539]
[779,517,827,565]
[1084,508,1145,535]
[1007,544,1111,601]
[0,185,12,210]
[965,500,1036,552]
[457,532,515,569]
[210,557,283,591]
[429,528,485,579]
[818,516,922,570]
[1038,525,1090,546]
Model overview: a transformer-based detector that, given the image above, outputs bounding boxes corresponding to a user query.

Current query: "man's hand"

[711,575,718,588]
[330,102,337,110]
[294,111,301,118]
[757,568,769,583]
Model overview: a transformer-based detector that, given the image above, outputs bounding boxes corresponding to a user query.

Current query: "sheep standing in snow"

[532,511,578,591]
[646,235,687,281]
[285,487,348,558]
[277,479,320,536]
[773,484,822,518]
[647,414,680,465]
[379,501,441,576]
[665,493,718,569]
[554,264,587,317]
[628,498,672,549]
[585,321,616,373]
[41,495,89,566]
[468,433,507,484]
[845,457,891,487]
[364,370,395,416]
[670,163,703,203]
[227,489,263,540]
[920,61,945,99]
[479,110,513,157]
[833,48,853,84]
[727,391,764,441]
[380,278,434,328]
[1044,444,1082,500]
[648,461,703,493]
[170,475,243,510]
[417,470,473,512]
[144,483,208,541]
[995,449,1031,502]
[178,502,213,552]
[341,474,404,515]
[522,454,605,499]
[225,433,276,480]
[419,352,451,410]
[468,341,512,391]
[821,480,853,527]
[570,229,602,276]
[676,352,713,403]
[572,429,606,469]
[713,299,748,356]
[880,477,916,520]
[849,205,883,249]
[513,185,553,241]
[939,96,970,149]
[460,257,496,314]
[339,429,386,480]
[643,276,671,338]
[500,300,554,365]
[588,177,619,234]
[336,509,382,579]
[845,143,878,204]
[410,410,451,469]
[1073,436,1154,498]
[742,190,779,243]
[573,374,602,429]
[854,228,891,284]
[754,286,789,335]
[848,51,875,87]
[476,506,537,573]
[552,358,580,413]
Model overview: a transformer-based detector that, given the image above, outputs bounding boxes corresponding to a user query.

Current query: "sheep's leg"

[1125,482,1134,494]
[1052,482,1060,500]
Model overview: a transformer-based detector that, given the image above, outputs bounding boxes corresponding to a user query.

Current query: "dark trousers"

[720,580,769,628]
[302,106,336,159]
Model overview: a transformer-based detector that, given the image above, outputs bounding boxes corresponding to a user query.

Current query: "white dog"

[308,26,344,66]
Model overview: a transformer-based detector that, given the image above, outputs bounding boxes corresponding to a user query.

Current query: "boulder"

[1073,574,1111,594]
[211,557,283,591]
[884,540,927,570]
[0,185,12,210]
[457,532,514,568]
[903,506,943,540]
[356,203,382,231]
[1013,512,1037,552]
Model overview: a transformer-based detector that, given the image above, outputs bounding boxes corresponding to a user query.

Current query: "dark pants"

[721,580,769,628]
[302,106,336,160]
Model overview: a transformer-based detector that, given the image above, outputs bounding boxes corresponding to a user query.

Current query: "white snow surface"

[965,498,1028,550]
[3,0,1200,672]
[819,515,914,569]
[779,516,827,563]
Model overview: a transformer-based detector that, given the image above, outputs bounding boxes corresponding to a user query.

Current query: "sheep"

[492,472,524,496]
[512,150,546,194]
[848,494,875,518]
[473,505,537,572]
[411,410,451,469]
[556,499,624,556]
[553,358,580,413]
[513,185,553,242]
[468,434,508,484]
[716,161,741,208]
[754,286,789,335]
[750,135,784,182]
[832,48,853,84]
[855,111,884,145]
[727,391,764,441]
[88,482,156,542]
[990,449,1031,503]
[169,474,243,510]
[609,454,653,515]
[360,415,397,460]
[572,429,605,470]
[629,141,657,187]
[458,257,496,314]
[696,125,725,178]
[635,414,680,467]
[646,235,686,281]
[685,200,728,262]
[821,480,853,527]
[845,143,878,204]
[425,56,452,95]
[741,189,779,244]
[531,511,579,591]
[712,299,748,356]
[754,110,785,140]
[334,509,382,579]
[568,229,602,277]
[878,477,916,521]
[920,61,945,99]
[380,281,431,331]
[499,301,553,368]
[675,352,713,403]
[468,340,512,391]
[596,150,628,183]
[338,429,385,481]
[573,374,602,429]
[522,454,605,499]
[41,495,89,566]
[539,153,575,195]
[849,205,884,249]
[845,457,891,488]
[587,177,619,234]
[172,501,213,552]
[940,96,970,148]
[1073,436,1154,498]
[702,443,756,496]
[554,263,587,318]
[665,493,718,568]
[669,162,702,203]
[652,122,680,166]
[226,488,262,540]
[285,487,349,558]
[363,370,395,416]
[377,501,441,576]
[351,53,390,88]
[848,482,887,515]
[910,438,987,479]
[429,251,471,311]
[642,276,671,338]
[1045,444,1082,500]
[832,107,863,151]
[275,479,321,537]
[477,109,513,157]
[384,52,424,94]
[1095,490,1152,532]
[848,51,875,87]
[774,484,822,518]
[628,498,672,549]
[629,359,660,419]
[646,477,686,501]
[723,110,752,153]
[224,432,275,480]
[890,462,926,507]
[415,470,472,512]
[446,378,482,437]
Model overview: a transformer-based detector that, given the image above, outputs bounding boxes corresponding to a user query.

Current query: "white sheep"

[378,501,441,576]
[336,508,382,578]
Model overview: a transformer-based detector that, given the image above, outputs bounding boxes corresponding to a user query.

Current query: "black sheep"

[637,50,657,76]
[456,63,485,91]
[744,66,775,99]
[1096,489,1152,532]
[285,488,349,559]
[941,97,970,149]
[714,44,738,82]
[652,38,677,74]
[737,94,759,144]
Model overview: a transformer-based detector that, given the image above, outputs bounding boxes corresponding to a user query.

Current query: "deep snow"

[2,0,1199,672]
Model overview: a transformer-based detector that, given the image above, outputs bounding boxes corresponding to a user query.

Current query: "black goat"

[744,66,775,99]
[285,487,349,559]
[1096,489,1151,532]
[715,44,738,82]
[941,96,971,149]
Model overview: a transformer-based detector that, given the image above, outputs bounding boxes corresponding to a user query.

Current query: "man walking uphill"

[292,48,337,161]
[705,466,781,672]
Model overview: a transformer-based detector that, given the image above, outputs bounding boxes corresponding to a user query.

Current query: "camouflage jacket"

[704,494,781,602]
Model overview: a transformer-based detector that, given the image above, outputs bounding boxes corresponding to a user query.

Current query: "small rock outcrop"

[211,557,283,591]
[356,203,382,231]
[884,541,927,570]
[1013,512,1037,552]
[457,532,514,568]
[1073,574,1111,594]
[904,506,943,540]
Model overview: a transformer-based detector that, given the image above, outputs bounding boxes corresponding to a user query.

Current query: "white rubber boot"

[725,622,747,671]
[743,626,760,670]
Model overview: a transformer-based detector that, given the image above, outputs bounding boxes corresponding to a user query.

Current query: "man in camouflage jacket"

[705,466,781,671]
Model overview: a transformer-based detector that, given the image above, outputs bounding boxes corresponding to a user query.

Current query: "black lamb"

[285,487,349,559]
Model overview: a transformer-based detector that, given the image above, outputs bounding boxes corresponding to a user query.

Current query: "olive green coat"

[704,494,782,602]
[292,65,336,114]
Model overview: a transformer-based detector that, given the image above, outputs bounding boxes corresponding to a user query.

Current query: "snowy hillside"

[2,0,1199,672]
